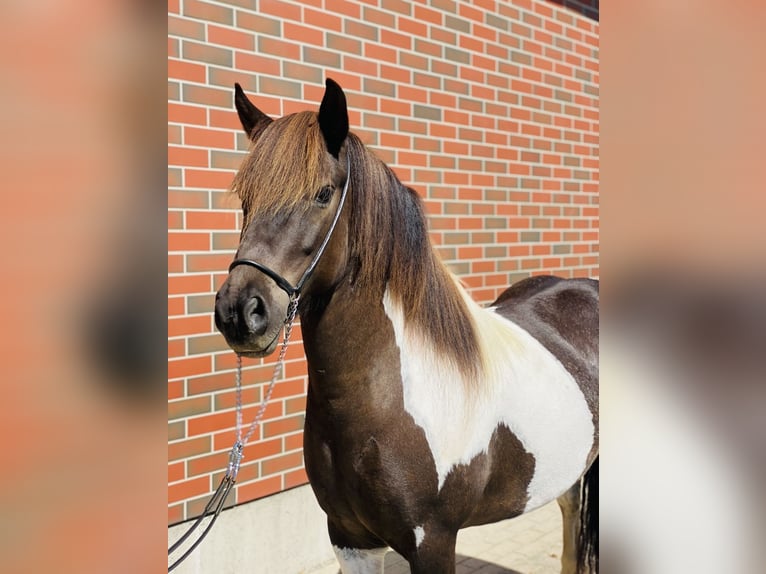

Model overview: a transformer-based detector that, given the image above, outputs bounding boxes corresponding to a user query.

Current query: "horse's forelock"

[231,111,326,224]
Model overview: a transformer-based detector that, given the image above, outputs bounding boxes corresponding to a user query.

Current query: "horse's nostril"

[244,296,263,316]
[243,296,267,335]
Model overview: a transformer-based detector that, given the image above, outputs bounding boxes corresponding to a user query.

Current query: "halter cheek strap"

[228,156,351,298]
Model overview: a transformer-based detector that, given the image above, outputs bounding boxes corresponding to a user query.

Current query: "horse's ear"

[234,83,272,141]
[318,78,349,159]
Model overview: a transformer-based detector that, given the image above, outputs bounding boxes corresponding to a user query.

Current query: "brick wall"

[168,0,598,524]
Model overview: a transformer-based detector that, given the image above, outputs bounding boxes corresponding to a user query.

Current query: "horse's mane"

[231,111,482,380]
[344,134,481,381]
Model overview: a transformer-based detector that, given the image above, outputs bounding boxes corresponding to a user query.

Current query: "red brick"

[284,467,309,489]
[187,410,238,436]
[183,40,233,68]
[168,356,212,380]
[285,360,308,379]
[272,378,306,399]
[186,253,235,272]
[186,451,230,478]
[168,103,206,126]
[474,24,497,43]
[169,189,207,210]
[258,36,300,60]
[184,84,233,108]
[168,274,211,296]
[238,475,282,502]
[261,451,303,475]
[326,32,362,55]
[263,415,304,438]
[185,170,235,190]
[168,254,184,273]
[169,476,209,504]
[458,2,482,21]
[208,25,254,50]
[234,53,280,77]
[284,342,306,361]
[414,5,442,25]
[382,0,410,15]
[169,125,183,147]
[206,109,239,131]
[260,0,301,21]
[399,17,427,38]
[459,32,483,53]
[381,133,410,149]
[168,59,205,83]
[168,315,211,337]
[345,56,374,76]
[168,380,184,401]
[214,386,261,411]
[284,22,323,46]
[431,124,456,139]
[185,127,234,150]
[186,211,237,230]
[168,504,184,524]
[365,44,396,63]
[168,146,208,168]
[168,297,185,317]
[285,395,306,415]
[183,0,232,24]
[304,7,342,31]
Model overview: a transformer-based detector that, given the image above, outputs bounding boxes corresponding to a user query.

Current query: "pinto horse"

[214,79,599,574]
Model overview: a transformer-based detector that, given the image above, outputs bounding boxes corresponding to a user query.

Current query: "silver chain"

[227,294,300,479]
[169,295,301,572]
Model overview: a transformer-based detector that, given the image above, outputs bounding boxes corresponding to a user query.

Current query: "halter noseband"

[228,156,351,298]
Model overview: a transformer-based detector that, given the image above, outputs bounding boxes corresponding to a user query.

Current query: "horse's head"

[215,79,351,357]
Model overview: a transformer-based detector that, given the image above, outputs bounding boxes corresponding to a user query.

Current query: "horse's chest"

[303,408,446,538]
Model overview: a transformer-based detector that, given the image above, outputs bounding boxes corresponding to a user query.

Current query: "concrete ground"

[308,500,563,574]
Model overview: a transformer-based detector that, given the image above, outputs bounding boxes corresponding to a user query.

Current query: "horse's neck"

[299,282,403,407]
[300,161,483,398]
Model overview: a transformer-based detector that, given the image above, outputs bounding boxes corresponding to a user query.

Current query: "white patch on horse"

[333,546,388,574]
[413,525,425,548]
[383,285,594,512]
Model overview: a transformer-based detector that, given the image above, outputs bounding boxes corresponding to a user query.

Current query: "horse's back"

[492,275,599,418]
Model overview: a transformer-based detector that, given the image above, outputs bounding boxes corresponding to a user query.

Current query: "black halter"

[228,156,351,298]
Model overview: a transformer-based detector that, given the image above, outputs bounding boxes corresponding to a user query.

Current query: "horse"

[214,78,599,574]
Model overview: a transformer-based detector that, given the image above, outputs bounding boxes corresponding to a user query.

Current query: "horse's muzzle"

[214,284,283,357]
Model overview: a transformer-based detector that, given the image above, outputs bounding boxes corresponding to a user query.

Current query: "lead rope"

[168,294,300,572]
[237,294,300,447]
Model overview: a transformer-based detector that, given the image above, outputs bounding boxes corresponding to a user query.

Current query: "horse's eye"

[315,185,334,206]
